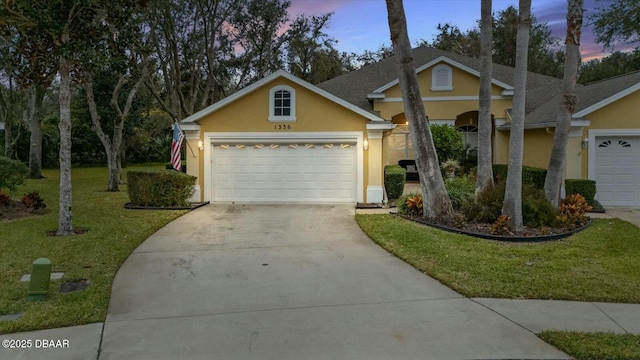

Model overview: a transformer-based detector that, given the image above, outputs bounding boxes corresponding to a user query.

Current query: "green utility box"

[27,258,52,302]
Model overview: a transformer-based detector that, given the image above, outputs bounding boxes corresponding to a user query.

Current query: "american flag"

[171,123,184,171]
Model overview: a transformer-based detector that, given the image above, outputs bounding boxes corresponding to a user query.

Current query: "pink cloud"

[288,0,352,17]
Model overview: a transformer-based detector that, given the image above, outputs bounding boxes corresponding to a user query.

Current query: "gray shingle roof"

[318,46,640,128]
[524,70,640,126]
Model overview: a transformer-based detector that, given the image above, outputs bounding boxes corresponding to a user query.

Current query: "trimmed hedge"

[565,179,596,205]
[384,165,406,202]
[127,170,196,207]
[0,156,28,191]
[492,164,547,189]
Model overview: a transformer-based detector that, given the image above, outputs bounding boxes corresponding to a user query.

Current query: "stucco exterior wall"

[581,90,640,178]
[374,64,512,122]
[190,77,376,202]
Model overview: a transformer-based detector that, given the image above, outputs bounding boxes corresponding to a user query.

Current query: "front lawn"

[356,214,640,360]
[355,214,640,302]
[539,331,640,360]
[0,166,187,334]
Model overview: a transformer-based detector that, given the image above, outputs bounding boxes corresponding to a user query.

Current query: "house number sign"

[274,124,292,130]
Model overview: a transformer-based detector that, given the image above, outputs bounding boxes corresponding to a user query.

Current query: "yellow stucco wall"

[581,90,640,178]
[374,63,512,121]
[190,77,377,202]
[198,78,367,133]
[376,62,514,166]
[521,128,554,169]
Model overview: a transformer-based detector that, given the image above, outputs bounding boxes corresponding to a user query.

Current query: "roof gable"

[370,56,514,95]
[574,74,640,118]
[181,70,385,124]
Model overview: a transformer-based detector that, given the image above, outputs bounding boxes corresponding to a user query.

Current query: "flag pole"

[174,120,196,158]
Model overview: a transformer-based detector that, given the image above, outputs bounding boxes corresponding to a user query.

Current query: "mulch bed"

[124,201,210,210]
[1,202,48,221]
[399,214,591,242]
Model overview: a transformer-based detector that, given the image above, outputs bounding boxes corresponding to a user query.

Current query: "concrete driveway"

[99,204,569,360]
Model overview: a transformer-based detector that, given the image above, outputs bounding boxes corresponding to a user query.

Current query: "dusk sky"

[288,0,633,61]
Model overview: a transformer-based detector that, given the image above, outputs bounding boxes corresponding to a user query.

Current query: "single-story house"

[180,46,640,207]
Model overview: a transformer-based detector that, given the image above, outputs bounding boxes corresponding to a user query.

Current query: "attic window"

[431,64,453,91]
[269,85,297,122]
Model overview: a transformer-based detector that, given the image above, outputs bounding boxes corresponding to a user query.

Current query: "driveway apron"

[100,204,569,360]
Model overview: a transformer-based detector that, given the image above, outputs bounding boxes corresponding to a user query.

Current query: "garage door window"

[269,85,296,122]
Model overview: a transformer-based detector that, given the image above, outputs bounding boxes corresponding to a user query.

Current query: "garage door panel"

[212,142,357,203]
[594,136,640,207]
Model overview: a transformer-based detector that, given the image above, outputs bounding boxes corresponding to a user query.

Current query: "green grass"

[539,331,640,360]
[0,165,187,334]
[355,214,640,302]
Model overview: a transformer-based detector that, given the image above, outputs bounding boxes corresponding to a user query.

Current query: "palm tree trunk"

[477,0,494,194]
[502,0,531,232]
[385,0,453,221]
[544,0,583,207]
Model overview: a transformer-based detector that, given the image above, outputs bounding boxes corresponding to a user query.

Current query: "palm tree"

[502,0,531,232]
[477,0,494,194]
[544,0,584,207]
[385,0,453,221]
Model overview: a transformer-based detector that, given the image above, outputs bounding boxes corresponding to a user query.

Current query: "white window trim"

[268,85,297,122]
[431,64,453,91]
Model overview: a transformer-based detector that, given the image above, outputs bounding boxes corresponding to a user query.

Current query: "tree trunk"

[26,85,46,178]
[57,54,74,236]
[3,115,11,157]
[85,81,120,191]
[385,0,453,221]
[502,0,531,232]
[477,0,494,194]
[544,0,583,207]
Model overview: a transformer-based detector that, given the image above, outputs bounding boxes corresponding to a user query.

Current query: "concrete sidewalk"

[3,299,640,359]
[2,203,640,360]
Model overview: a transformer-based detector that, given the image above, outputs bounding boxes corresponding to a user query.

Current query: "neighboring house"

[181,46,640,207]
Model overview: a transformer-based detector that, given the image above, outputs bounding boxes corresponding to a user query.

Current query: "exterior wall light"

[198,140,204,151]
[363,139,369,150]
[582,137,589,149]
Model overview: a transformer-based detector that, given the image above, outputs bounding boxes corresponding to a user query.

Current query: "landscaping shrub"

[405,194,423,217]
[491,215,512,235]
[557,193,592,230]
[397,192,423,216]
[461,182,557,227]
[492,164,547,189]
[445,175,475,210]
[127,170,196,207]
[522,185,557,228]
[384,165,406,202]
[564,179,596,206]
[431,124,465,166]
[0,192,11,207]
[461,182,505,223]
[21,191,46,210]
[0,156,28,191]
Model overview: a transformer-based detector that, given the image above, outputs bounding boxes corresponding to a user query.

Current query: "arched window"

[457,125,478,155]
[431,64,453,91]
[269,85,296,121]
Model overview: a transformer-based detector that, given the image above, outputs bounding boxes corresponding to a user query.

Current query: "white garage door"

[211,143,357,203]
[594,136,640,207]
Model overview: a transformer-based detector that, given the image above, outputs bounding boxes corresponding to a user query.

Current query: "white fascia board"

[366,122,396,130]
[501,90,514,96]
[182,69,385,123]
[176,123,201,131]
[367,93,386,99]
[574,83,640,118]
[497,119,591,130]
[372,56,514,94]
